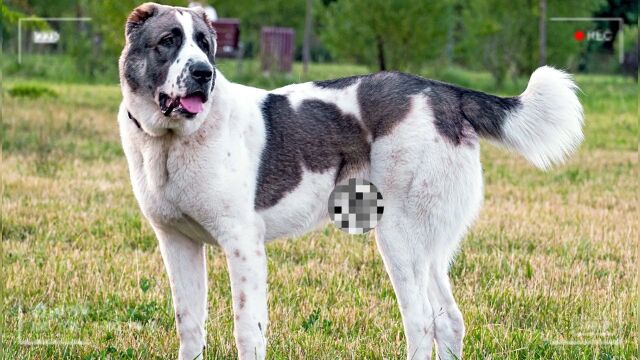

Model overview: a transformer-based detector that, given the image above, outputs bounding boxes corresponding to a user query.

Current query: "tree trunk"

[376,35,386,71]
[302,0,313,76]
[539,0,547,66]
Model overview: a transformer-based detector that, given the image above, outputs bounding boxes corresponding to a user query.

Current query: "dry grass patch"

[2,72,637,359]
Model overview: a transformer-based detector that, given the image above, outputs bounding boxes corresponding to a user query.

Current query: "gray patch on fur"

[357,72,427,139]
[123,6,181,94]
[426,82,520,145]
[459,89,520,139]
[255,94,370,209]
[256,73,522,208]
[356,71,521,145]
[314,75,363,89]
[176,59,193,90]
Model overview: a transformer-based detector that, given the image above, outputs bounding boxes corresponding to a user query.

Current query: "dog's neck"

[207,70,234,119]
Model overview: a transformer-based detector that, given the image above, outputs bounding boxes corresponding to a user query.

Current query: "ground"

[2,62,638,359]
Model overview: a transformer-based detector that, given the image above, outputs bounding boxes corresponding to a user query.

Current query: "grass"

[1,61,638,359]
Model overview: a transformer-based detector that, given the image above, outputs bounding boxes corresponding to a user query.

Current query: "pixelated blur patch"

[328,178,384,234]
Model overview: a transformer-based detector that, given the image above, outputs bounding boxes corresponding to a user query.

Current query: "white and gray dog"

[118,3,583,359]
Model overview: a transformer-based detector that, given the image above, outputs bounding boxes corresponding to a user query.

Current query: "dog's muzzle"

[159,61,214,118]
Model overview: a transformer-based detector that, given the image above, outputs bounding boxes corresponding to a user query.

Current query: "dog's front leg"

[154,225,207,360]
[219,222,268,360]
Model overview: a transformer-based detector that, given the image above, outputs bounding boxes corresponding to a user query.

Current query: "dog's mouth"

[159,92,207,117]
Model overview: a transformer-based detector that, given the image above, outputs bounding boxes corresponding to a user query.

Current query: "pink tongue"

[179,96,203,113]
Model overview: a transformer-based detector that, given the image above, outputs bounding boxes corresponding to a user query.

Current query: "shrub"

[7,84,58,98]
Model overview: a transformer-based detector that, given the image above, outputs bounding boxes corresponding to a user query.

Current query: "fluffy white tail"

[500,66,584,169]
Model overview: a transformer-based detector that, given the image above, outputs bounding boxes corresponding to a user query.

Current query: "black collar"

[127,111,142,130]
[127,110,173,136]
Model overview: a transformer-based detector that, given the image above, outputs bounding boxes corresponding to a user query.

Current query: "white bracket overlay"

[549,17,625,64]
[18,17,92,64]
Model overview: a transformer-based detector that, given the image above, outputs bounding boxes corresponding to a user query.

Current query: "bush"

[7,84,58,98]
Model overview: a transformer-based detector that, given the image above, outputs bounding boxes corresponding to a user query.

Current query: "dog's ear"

[191,7,217,56]
[192,6,217,40]
[126,2,158,38]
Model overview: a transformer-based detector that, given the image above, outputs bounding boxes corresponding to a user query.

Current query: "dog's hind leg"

[154,225,208,360]
[375,187,477,360]
[369,94,483,359]
[375,217,436,359]
[428,263,465,360]
[375,166,481,360]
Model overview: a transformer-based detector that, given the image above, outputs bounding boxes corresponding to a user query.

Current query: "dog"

[118,3,583,359]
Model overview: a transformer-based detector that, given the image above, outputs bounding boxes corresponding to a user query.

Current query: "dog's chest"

[133,136,245,232]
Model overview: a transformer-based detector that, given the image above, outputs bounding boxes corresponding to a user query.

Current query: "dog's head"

[119,3,217,134]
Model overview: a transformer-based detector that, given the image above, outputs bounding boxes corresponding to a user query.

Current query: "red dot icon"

[574,30,585,41]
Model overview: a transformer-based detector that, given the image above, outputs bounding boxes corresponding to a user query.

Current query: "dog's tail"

[467,66,584,169]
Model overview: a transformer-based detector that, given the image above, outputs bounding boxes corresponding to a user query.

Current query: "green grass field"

[2,62,638,359]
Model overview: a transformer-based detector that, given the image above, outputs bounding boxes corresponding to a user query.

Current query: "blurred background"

[1,0,637,87]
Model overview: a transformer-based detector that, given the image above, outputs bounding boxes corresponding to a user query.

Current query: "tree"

[319,0,450,72]
[539,0,547,66]
[593,0,638,53]
[618,23,638,79]
[457,0,604,85]
[2,1,53,53]
[303,0,313,74]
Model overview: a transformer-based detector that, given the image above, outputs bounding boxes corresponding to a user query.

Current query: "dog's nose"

[190,62,213,84]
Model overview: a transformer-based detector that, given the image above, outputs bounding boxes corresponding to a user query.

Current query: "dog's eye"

[196,32,209,51]
[159,34,174,47]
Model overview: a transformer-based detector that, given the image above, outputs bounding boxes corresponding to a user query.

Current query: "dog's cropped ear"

[201,11,218,55]
[192,7,217,40]
[125,2,158,38]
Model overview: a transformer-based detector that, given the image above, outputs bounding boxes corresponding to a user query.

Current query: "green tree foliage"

[2,2,49,49]
[320,0,450,71]
[457,0,605,84]
[617,23,638,78]
[2,2,27,28]
[618,24,638,55]
[3,0,631,83]
[593,0,638,52]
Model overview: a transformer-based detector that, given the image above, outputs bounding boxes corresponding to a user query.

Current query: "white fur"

[370,96,482,359]
[501,66,584,169]
[259,167,338,240]
[119,75,270,359]
[119,22,583,357]
[154,225,208,358]
[273,81,364,122]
